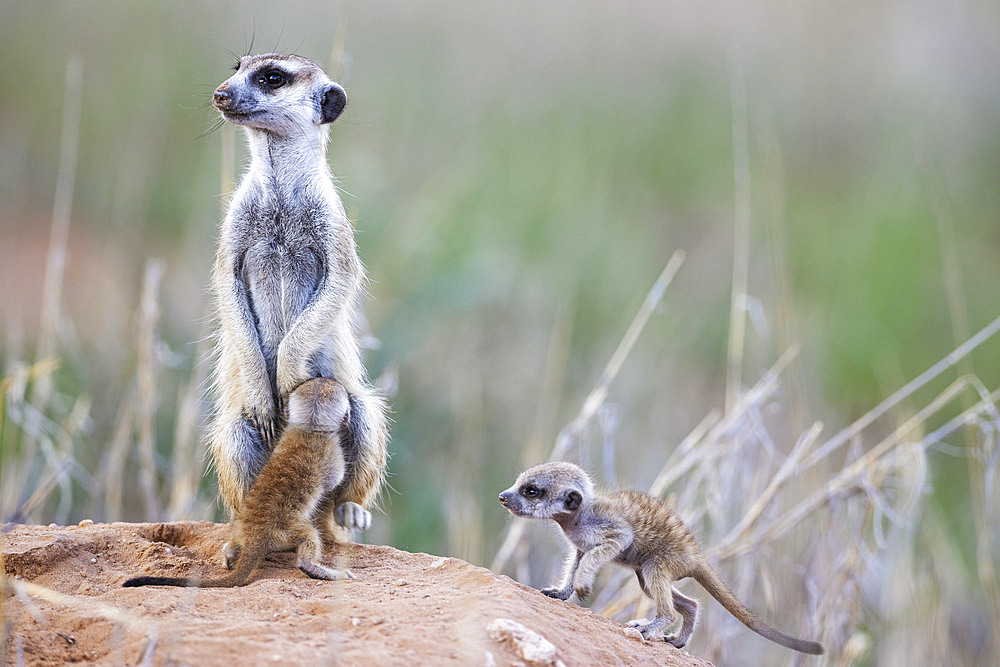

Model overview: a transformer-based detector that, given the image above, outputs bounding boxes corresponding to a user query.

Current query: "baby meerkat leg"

[541,549,582,600]
[288,379,371,544]
[628,565,677,641]
[667,588,699,649]
[295,522,354,581]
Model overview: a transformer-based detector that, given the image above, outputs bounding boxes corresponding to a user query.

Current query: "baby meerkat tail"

[122,532,269,588]
[693,564,824,655]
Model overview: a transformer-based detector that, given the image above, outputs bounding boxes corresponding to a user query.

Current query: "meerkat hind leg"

[665,588,698,649]
[296,523,354,581]
[628,567,678,641]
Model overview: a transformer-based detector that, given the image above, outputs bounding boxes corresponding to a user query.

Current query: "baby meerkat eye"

[521,485,545,500]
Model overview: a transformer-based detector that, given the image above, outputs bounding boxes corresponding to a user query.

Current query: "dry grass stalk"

[30,56,83,413]
[136,259,165,520]
[726,46,751,414]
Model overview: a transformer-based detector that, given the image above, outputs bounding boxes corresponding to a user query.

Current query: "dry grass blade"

[4,578,153,632]
[804,313,1000,469]
[553,250,684,462]
[713,375,983,561]
[716,420,823,550]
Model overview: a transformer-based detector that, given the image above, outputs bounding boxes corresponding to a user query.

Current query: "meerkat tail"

[693,565,823,655]
[122,533,269,589]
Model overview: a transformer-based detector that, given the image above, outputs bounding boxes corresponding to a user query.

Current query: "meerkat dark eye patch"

[255,67,291,91]
[521,484,545,500]
[564,490,582,511]
[320,83,347,124]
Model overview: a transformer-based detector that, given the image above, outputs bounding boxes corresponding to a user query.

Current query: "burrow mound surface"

[2,521,710,666]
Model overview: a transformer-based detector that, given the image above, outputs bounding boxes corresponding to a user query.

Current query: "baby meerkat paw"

[664,635,687,649]
[627,618,673,643]
[297,555,355,581]
[540,587,572,600]
[335,502,372,532]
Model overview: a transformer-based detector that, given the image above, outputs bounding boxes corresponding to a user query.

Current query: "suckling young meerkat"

[208,53,387,540]
[499,462,823,655]
[123,379,357,588]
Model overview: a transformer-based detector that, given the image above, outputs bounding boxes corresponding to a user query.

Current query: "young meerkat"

[499,462,823,655]
[123,378,357,588]
[208,53,388,541]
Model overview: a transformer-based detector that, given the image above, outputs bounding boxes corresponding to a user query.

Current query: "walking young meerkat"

[124,379,356,588]
[499,462,823,655]
[208,53,387,541]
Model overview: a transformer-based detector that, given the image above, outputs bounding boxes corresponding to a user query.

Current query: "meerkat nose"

[213,88,232,108]
[498,491,511,506]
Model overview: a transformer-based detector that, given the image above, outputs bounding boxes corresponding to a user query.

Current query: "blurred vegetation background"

[2,1,999,664]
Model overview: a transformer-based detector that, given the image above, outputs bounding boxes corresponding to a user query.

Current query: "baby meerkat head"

[499,462,595,520]
[212,53,346,136]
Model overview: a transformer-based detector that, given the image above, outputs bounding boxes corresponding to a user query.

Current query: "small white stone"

[351,617,362,627]
[487,618,560,665]
[78,519,94,527]
[623,627,645,642]
[90,557,97,563]
[393,578,408,586]
[429,557,449,569]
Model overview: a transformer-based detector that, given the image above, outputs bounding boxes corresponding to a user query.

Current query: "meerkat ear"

[564,490,582,511]
[320,83,347,124]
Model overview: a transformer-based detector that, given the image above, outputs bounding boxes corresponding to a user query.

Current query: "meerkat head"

[499,462,595,521]
[212,53,347,137]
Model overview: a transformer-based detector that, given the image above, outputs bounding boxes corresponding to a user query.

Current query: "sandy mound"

[2,521,710,666]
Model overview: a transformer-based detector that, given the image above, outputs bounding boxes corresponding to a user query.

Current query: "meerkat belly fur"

[499,462,823,655]
[124,379,357,587]
[207,53,387,542]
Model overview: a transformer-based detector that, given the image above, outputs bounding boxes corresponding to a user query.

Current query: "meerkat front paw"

[540,586,573,600]
[335,502,372,532]
[244,403,279,444]
[664,635,687,649]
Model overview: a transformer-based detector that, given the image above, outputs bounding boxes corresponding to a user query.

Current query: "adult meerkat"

[208,53,387,539]
[499,462,823,655]
[124,379,358,588]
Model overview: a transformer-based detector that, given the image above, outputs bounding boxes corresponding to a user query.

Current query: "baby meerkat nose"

[213,88,232,108]
[498,491,511,506]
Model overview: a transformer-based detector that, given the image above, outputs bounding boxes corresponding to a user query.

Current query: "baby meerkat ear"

[320,83,347,124]
[564,490,582,511]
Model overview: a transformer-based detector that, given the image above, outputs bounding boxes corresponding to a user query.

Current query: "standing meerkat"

[124,378,357,587]
[499,462,823,655]
[208,53,387,539]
